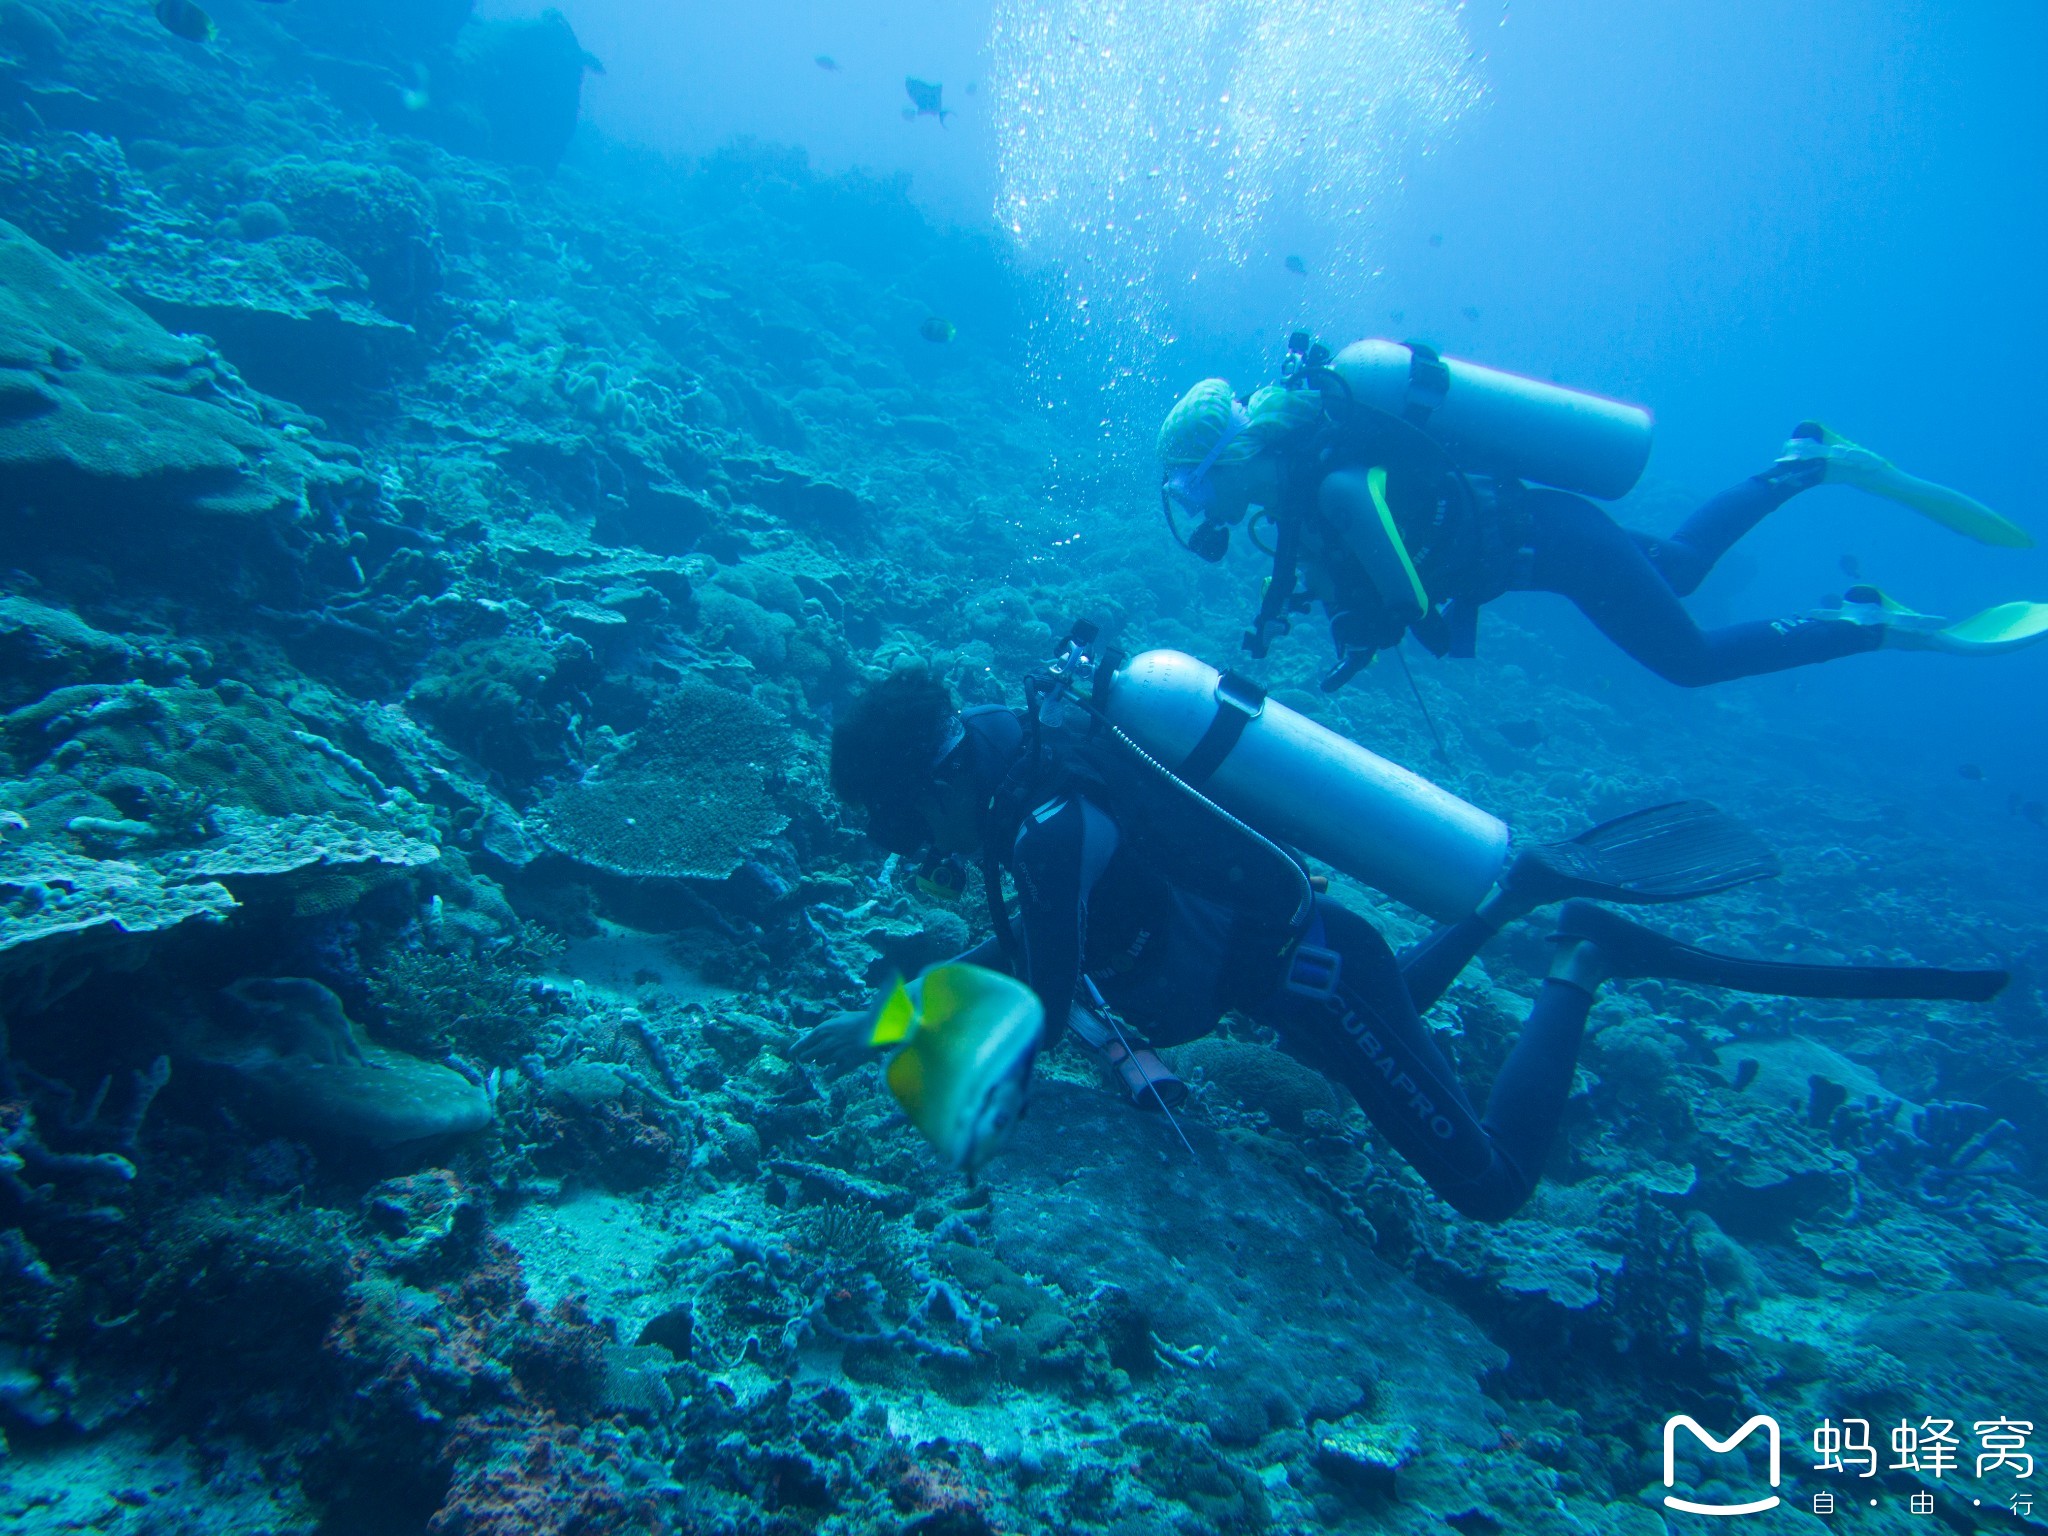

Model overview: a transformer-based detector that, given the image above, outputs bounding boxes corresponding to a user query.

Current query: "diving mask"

[1162,399,1252,563]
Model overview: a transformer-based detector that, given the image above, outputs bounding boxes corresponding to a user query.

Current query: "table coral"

[0,9,2036,1533]
[538,680,793,880]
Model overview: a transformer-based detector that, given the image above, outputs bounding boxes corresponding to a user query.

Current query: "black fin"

[1554,901,2008,1003]
[1510,801,1780,906]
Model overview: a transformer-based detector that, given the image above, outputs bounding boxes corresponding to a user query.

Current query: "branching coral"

[0,1027,168,1227]
[370,923,565,1063]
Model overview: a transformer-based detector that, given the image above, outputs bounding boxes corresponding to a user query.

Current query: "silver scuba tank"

[1103,649,1511,920]
[1328,339,1653,501]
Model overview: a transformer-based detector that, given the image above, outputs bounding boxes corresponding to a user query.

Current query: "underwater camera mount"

[1032,619,1122,729]
[1280,328,1333,387]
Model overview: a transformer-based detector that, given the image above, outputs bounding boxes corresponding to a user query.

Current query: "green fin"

[1878,477,2034,550]
[1831,585,1946,632]
[1787,423,2033,548]
[1936,600,2048,655]
[867,977,916,1048]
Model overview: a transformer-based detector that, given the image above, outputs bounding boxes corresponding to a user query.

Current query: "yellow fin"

[919,963,972,1026]
[1885,479,2034,550]
[867,977,916,1048]
[885,1048,927,1118]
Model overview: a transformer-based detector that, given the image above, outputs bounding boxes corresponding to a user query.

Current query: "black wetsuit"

[1284,429,1884,687]
[957,708,1589,1222]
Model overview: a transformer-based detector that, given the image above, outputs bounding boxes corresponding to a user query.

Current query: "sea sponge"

[538,681,791,880]
[197,977,492,1149]
[444,9,603,170]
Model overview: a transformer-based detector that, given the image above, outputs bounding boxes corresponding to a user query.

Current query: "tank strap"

[1176,671,1267,788]
[1403,342,1451,427]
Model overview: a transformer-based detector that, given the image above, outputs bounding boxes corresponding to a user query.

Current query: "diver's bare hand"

[791,1011,876,1076]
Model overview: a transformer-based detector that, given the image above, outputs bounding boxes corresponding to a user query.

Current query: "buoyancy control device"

[1324,338,1653,501]
[1038,625,1511,921]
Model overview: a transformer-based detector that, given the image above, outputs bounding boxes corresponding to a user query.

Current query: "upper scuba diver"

[799,630,2008,1218]
[1157,335,2048,692]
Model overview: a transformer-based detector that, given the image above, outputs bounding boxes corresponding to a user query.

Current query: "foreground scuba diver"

[802,636,2007,1218]
[1158,336,2048,691]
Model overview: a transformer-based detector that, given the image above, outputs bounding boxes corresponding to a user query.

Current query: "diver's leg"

[1633,462,1822,595]
[1523,488,1882,686]
[1261,900,1590,1222]
[1398,913,1502,1013]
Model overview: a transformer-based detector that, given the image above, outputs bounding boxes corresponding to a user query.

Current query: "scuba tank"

[1325,338,1653,501]
[1100,648,1510,920]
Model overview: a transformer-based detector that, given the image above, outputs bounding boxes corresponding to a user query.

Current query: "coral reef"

[0,3,2037,1532]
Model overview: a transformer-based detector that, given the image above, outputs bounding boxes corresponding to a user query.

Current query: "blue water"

[0,1,2042,1532]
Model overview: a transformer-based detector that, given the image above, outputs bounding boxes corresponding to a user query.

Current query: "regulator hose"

[1074,695,1317,933]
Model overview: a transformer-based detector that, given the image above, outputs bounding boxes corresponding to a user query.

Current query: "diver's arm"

[793,935,1013,1075]
[1006,795,1119,1041]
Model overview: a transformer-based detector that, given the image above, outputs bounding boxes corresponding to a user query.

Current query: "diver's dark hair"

[830,669,956,827]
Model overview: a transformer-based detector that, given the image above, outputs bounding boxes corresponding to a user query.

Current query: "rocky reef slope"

[0,2,2042,1534]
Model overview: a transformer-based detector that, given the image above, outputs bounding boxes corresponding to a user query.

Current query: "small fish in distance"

[905,77,951,125]
[154,0,215,42]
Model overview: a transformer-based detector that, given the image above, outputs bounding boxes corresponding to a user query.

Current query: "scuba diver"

[1157,336,2048,691]
[801,631,2007,1218]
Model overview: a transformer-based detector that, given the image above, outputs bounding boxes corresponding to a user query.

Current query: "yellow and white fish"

[868,964,1043,1172]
